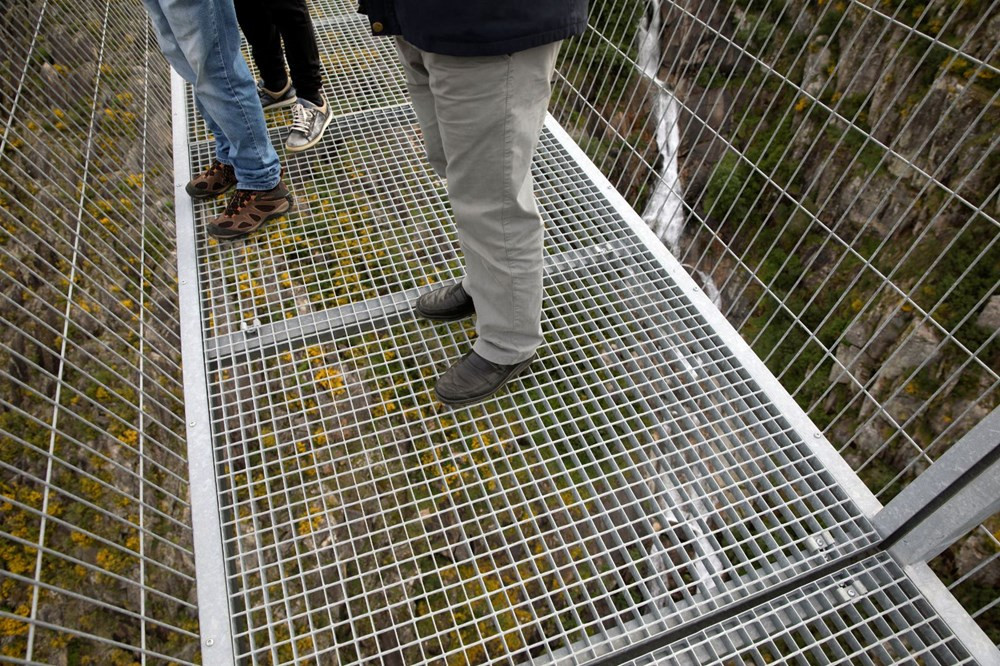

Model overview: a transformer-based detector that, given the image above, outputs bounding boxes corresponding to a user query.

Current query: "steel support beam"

[875,405,1000,565]
[172,71,237,666]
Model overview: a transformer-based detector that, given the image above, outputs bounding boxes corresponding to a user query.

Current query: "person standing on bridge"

[358,0,588,407]
[234,0,334,152]
[142,0,294,240]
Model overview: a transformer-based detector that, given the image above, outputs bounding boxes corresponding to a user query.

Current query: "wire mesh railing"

[0,0,197,662]
[549,0,999,642]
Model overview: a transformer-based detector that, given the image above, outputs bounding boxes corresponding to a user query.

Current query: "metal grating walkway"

[172,2,984,664]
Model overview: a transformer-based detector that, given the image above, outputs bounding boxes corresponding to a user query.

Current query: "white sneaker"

[285,98,333,152]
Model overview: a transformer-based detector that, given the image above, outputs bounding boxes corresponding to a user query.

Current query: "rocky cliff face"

[555,0,997,639]
[656,0,998,487]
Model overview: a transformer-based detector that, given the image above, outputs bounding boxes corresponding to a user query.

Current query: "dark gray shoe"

[434,350,534,407]
[258,79,298,113]
[416,283,475,321]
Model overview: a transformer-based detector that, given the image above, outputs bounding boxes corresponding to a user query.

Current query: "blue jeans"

[143,0,280,191]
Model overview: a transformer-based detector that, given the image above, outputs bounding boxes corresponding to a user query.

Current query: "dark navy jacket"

[357,1,588,57]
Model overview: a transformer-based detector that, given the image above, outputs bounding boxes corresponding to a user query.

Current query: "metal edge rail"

[904,561,1000,665]
[171,70,238,666]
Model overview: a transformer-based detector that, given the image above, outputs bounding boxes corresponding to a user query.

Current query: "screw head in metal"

[189,420,196,427]
[813,432,822,439]
[816,538,824,547]
[847,588,856,597]
[206,638,215,647]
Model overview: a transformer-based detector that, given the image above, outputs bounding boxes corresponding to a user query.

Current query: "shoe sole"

[285,109,335,153]
[434,357,534,408]
[186,181,235,200]
[262,96,298,113]
[414,305,476,322]
[207,194,295,240]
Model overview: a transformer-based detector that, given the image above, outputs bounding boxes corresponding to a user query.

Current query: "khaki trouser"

[395,38,560,365]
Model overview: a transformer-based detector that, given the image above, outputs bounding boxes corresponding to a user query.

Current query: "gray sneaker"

[285,98,333,152]
[257,79,297,112]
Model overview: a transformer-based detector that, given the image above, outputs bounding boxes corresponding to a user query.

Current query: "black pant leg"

[234,0,289,91]
[272,0,323,104]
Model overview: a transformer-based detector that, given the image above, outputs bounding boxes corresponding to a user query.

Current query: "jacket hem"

[401,20,587,57]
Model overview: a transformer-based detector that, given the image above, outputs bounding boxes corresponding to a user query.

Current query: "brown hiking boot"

[185,160,237,199]
[207,181,293,240]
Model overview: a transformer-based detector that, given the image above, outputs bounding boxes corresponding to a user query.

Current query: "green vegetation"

[552,0,656,205]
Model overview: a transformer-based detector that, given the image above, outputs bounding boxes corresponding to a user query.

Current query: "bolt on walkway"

[173,2,988,664]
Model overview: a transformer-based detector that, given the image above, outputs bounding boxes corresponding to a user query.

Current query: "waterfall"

[689,267,723,309]
[638,3,727,609]
[638,0,687,253]
[638,2,723,310]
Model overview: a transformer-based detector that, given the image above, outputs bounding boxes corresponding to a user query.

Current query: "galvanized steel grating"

[173,0,990,664]
[627,554,974,665]
[185,85,884,666]
[191,105,458,350]
[0,0,994,661]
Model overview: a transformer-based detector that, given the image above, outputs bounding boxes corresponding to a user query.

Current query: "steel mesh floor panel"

[626,554,974,666]
[177,1,983,662]
[309,0,361,23]
[192,106,459,350]
[187,106,891,663]
[204,307,876,665]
